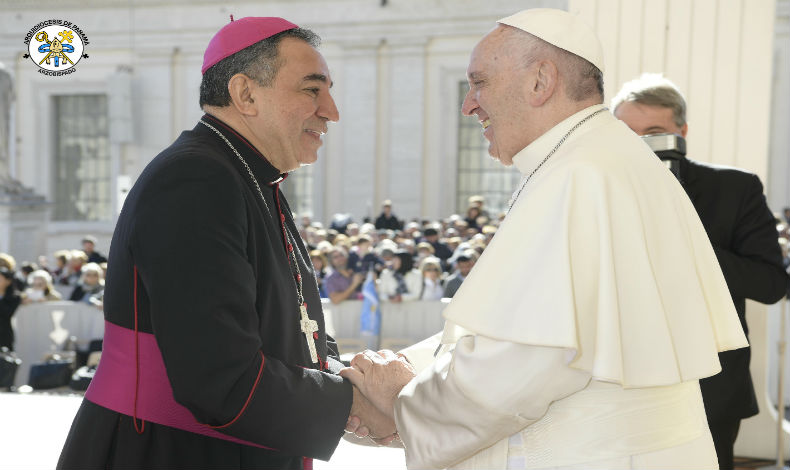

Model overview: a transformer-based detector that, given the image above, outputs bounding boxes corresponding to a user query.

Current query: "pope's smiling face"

[461,26,535,166]
[248,38,339,172]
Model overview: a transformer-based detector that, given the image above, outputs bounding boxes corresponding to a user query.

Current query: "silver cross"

[299,304,319,364]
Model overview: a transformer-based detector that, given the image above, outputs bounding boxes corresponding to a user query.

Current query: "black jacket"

[58,115,351,469]
[375,213,403,231]
[679,157,788,423]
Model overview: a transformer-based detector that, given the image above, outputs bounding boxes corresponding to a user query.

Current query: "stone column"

[384,40,426,220]
[0,64,49,264]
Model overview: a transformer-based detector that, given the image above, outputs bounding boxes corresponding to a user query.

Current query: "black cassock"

[58,114,352,469]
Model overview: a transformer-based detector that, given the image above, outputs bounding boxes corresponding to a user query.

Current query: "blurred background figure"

[418,256,444,301]
[68,262,105,306]
[421,227,452,270]
[0,253,15,272]
[374,199,403,231]
[81,235,107,264]
[443,249,479,299]
[347,234,381,274]
[21,269,62,304]
[325,246,364,304]
[379,250,421,303]
[64,250,88,287]
[414,242,435,266]
[467,194,489,220]
[36,255,50,273]
[329,213,353,235]
[15,262,37,291]
[310,249,329,299]
[376,241,397,269]
[0,253,24,292]
[51,250,72,286]
[0,266,21,351]
[464,205,482,232]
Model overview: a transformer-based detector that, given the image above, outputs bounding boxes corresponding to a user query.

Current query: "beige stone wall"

[570,0,779,192]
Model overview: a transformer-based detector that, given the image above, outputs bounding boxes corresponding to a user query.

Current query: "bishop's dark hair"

[199,27,321,108]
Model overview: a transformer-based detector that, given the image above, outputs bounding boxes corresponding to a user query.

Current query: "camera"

[641,133,686,181]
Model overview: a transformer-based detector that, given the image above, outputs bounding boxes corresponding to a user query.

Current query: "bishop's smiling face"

[461,26,534,166]
[249,38,339,172]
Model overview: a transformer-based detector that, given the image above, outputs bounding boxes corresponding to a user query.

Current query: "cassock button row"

[280,214,285,222]
[287,244,293,252]
[296,274,301,282]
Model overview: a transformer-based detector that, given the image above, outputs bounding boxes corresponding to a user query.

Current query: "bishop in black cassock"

[57,17,383,469]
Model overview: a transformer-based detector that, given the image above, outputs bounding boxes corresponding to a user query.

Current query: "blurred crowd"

[312,199,790,307]
[1,236,106,352]
[4,197,790,354]
[308,196,503,304]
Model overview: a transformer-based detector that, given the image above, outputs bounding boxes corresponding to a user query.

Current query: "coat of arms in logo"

[23,20,89,76]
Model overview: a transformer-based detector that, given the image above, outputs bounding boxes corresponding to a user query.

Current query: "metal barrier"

[11,301,103,387]
[321,298,447,353]
[8,299,448,387]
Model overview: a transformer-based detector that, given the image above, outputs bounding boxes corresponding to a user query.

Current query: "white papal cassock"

[395,104,748,469]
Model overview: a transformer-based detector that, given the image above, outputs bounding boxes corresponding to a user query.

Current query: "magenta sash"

[85,320,275,450]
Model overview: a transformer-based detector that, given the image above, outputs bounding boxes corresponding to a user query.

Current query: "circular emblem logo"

[24,21,89,75]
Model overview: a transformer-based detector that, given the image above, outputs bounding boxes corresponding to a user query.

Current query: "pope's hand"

[339,349,416,420]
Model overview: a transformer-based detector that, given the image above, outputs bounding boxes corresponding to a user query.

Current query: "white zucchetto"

[498,8,605,73]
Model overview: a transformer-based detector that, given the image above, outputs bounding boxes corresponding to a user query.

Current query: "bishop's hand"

[339,349,416,420]
[347,386,399,445]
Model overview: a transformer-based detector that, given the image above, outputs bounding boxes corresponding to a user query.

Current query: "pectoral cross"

[299,303,319,364]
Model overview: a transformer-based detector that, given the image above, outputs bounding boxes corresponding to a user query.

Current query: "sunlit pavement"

[0,391,406,470]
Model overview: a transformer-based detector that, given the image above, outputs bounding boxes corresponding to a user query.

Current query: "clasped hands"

[339,349,416,445]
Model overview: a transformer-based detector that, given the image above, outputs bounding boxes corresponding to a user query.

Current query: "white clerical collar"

[512,104,608,176]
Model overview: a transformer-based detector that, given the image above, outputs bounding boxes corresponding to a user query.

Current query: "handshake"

[339,349,417,445]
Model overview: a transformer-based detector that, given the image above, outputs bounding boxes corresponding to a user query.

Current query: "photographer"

[613,73,789,470]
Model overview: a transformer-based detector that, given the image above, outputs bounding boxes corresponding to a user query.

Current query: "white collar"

[512,104,608,176]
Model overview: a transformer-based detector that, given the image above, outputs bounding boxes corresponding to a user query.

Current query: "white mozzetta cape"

[446,105,745,386]
[394,105,747,469]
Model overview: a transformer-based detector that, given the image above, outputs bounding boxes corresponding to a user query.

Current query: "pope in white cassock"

[340,8,749,470]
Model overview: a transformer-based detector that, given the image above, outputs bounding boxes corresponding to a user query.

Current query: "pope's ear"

[227,74,258,116]
[529,60,558,107]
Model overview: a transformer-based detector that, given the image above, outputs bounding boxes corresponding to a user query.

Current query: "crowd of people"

[0,236,106,352]
[0,195,496,357]
[0,196,492,355]
[4,196,790,356]
[303,197,492,304]
[304,199,790,311]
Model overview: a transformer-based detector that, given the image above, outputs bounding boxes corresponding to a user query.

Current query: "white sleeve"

[394,335,591,469]
[398,332,443,373]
